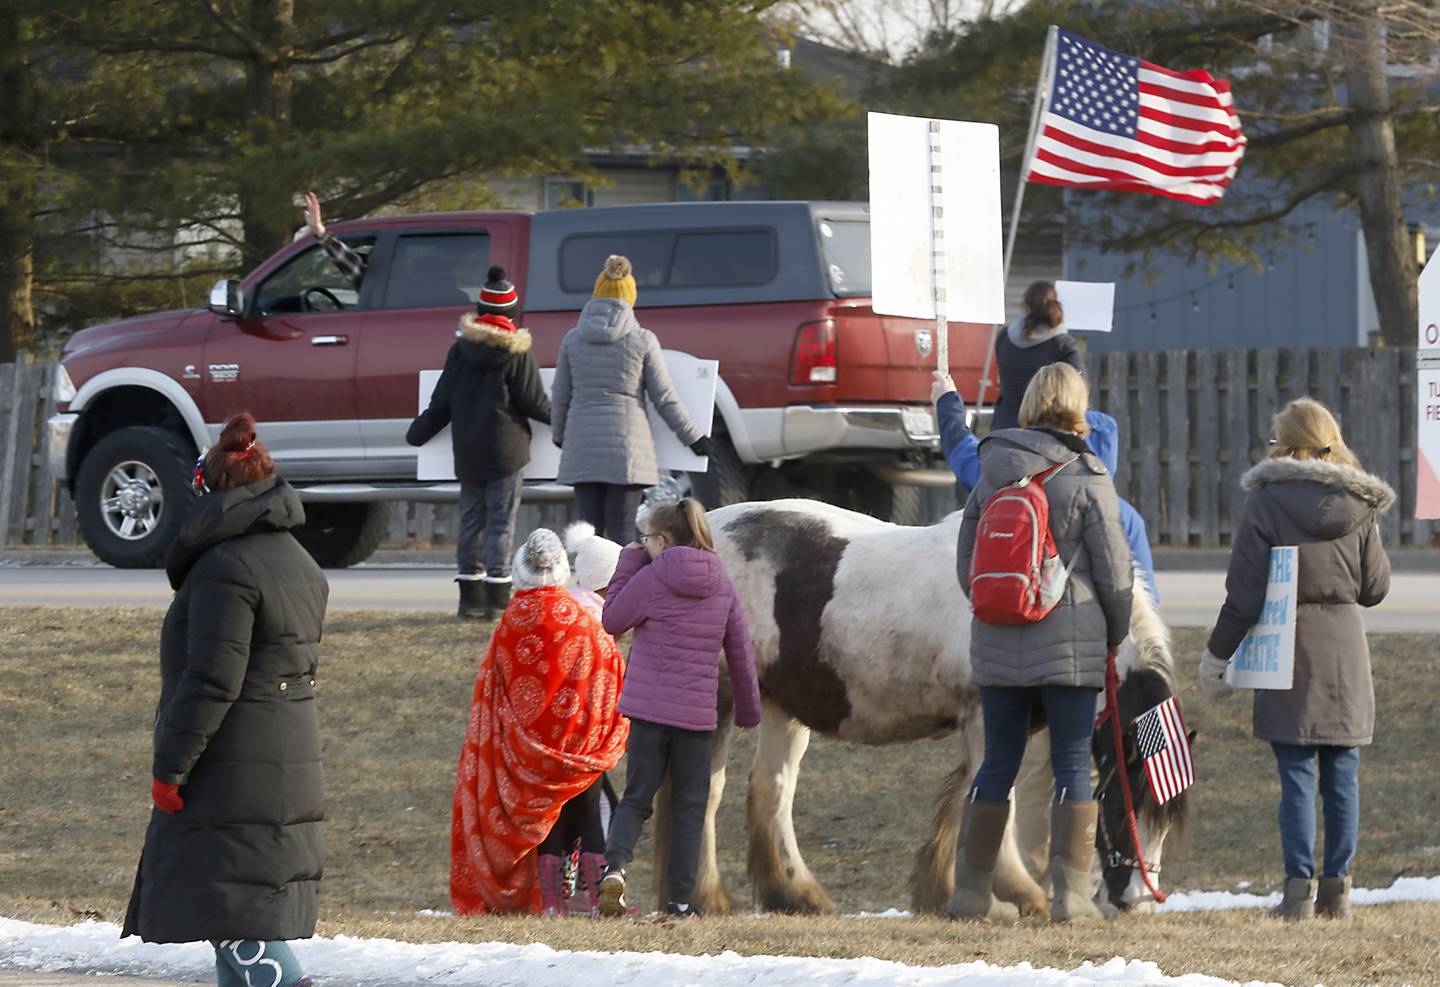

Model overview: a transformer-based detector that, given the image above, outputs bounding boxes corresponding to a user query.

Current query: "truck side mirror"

[208,279,244,317]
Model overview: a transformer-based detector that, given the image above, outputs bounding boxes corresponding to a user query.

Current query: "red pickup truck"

[48,201,990,568]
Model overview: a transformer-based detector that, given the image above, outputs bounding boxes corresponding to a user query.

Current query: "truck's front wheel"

[75,426,196,568]
[293,502,389,568]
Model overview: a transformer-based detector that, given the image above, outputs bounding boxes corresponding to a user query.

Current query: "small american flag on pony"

[1134,697,1194,805]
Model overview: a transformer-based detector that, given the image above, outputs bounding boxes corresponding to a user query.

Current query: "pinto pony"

[652,500,1188,916]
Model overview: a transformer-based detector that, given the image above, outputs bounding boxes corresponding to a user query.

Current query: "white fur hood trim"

[457,313,532,353]
[1241,457,1395,511]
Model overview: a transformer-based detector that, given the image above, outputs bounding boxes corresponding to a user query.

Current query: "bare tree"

[774,0,1028,61]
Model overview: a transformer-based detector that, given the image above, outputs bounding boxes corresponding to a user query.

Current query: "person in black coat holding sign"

[407,267,552,619]
[123,413,328,987]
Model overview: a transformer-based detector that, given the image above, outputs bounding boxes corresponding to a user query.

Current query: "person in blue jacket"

[932,372,1158,603]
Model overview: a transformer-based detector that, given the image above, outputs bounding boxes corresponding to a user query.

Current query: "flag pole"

[975,24,1059,418]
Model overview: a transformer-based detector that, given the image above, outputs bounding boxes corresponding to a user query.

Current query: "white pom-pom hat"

[564,521,623,593]
[512,528,570,590]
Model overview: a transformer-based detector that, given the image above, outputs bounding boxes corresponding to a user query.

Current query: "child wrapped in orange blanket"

[450,529,629,915]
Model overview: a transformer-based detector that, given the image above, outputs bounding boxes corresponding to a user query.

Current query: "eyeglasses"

[640,532,662,544]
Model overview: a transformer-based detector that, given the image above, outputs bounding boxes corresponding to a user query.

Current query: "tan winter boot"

[947,800,1019,921]
[1268,878,1316,921]
[1315,876,1351,918]
[1049,801,1118,923]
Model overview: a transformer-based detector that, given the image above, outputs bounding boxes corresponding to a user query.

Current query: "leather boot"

[538,854,566,916]
[1049,800,1117,922]
[947,800,1019,921]
[456,579,485,619]
[1315,875,1351,918]
[1269,878,1316,920]
[580,853,607,914]
[483,579,512,620]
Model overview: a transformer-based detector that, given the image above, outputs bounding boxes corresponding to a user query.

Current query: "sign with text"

[416,352,717,482]
[1055,280,1115,333]
[1418,247,1440,518]
[1226,546,1297,691]
[867,111,1006,325]
[1419,369,1440,517]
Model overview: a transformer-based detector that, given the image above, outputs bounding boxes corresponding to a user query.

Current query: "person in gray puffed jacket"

[952,363,1133,926]
[1199,397,1392,923]
[550,254,711,542]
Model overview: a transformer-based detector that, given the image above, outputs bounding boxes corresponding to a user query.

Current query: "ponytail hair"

[203,412,275,490]
[1268,397,1361,469]
[643,497,715,552]
[1021,281,1063,338]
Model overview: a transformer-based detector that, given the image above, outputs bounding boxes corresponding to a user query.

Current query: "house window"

[545,178,591,210]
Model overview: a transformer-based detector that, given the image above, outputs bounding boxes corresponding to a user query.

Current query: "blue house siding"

[1065,199,1365,351]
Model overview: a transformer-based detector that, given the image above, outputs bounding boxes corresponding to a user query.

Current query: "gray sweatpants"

[456,473,524,579]
[605,717,714,905]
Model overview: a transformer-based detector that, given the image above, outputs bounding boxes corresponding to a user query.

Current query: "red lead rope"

[1102,647,1167,905]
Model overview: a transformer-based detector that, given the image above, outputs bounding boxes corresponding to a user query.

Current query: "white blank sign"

[416,351,717,481]
[867,111,1006,325]
[1056,280,1115,333]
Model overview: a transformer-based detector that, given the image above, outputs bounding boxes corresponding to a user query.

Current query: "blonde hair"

[1018,362,1090,436]
[643,497,715,552]
[1269,397,1360,468]
[592,254,637,306]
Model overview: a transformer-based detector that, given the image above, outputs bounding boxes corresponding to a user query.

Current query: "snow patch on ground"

[3,880,1438,987]
[0,917,1280,987]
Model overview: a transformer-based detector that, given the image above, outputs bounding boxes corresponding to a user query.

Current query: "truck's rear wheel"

[293,502,389,568]
[75,426,196,568]
[687,433,749,509]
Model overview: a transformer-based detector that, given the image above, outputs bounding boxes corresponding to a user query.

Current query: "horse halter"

[1094,756,1162,876]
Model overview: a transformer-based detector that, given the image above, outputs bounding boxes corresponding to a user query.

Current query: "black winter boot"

[483,579,512,620]
[456,579,486,619]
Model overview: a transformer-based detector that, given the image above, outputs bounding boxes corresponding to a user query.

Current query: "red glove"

[151,778,184,814]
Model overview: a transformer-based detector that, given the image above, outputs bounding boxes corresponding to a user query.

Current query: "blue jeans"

[971,685,1098,803]
[457,473,525,579]
[1271,743,1360,880]
[211,940,304,987]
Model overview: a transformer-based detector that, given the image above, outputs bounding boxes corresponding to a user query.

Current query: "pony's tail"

[909,736,974,914]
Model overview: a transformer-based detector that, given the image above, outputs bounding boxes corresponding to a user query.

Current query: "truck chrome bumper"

[46,413,78,482]
[293,481,574,504]
[781,405,939,457]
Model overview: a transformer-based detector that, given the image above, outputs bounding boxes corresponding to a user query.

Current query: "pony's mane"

[1126,568,1175,690]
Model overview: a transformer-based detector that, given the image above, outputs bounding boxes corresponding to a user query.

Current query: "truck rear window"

[559,229,777,292]
[817,219,871,297]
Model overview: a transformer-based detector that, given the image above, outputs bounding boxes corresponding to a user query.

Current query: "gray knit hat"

[512,528,570,590]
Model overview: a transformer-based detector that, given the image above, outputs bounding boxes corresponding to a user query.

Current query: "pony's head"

[1092,578,1193,912]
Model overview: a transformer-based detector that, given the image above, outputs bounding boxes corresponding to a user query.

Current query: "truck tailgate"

[831,299,992,403]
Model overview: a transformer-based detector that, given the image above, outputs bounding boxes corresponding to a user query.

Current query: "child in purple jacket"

[597,497,762,919]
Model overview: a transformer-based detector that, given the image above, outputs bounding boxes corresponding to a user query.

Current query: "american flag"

[1134,697,1194,805]
[1027,29,1246,205]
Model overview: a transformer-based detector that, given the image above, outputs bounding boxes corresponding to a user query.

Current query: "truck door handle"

[310,335,348,346]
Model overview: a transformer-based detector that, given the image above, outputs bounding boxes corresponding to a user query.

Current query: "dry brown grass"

[2,608,1438,985]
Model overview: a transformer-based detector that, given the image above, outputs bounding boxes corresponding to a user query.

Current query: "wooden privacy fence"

[3,349,1436,549]
[1081,346,1433,547]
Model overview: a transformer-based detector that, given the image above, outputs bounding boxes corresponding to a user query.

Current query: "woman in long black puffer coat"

[123,413,328,987]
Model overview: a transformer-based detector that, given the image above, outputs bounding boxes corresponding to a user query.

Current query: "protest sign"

[415,351,717,482]
[1055,280,1115,333]
[867,111,1007,364]
[1226,545,1297,691]
[1417,246,1440,518]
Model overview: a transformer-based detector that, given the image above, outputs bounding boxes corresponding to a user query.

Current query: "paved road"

[0,565,1435,632]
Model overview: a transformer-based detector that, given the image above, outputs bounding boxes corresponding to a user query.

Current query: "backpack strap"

[1029,455,1080,486]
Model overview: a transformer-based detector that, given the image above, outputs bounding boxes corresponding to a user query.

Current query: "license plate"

[902,407,936,439]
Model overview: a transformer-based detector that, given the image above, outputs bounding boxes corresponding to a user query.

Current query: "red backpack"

[969,458,1078,625]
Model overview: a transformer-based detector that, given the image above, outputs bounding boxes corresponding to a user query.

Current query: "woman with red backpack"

[952,363,1134,924]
